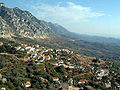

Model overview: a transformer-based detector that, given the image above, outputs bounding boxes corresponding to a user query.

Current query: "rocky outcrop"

[0,2,54,38]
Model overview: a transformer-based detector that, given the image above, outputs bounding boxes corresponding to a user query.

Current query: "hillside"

[12,35,120,61]
[0,39,120,90]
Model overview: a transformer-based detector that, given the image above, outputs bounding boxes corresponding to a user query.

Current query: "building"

[43,55,51,60]
[105,82,111,88]
[24,81,31,88]
[35,44,39,48]
[68,65,74,69]
[0,42,3,46]
[40,77,48,82]
[20,49,25,51]
[0,73,2,79]
[68,78,73,85]
[115,82,120,89]
[31,53,37,58]
[58,60,64,64]
[68,85,80,90]
[29,47,35,52]
[78,79,87,84]
[16,46,21,50]
[96,76,102,80]
[96,69,105,76]
[53,77,59,82]
[2,78,7,83]
[1,88,6,90]
[96,69,109,77]
[25,46,31,50]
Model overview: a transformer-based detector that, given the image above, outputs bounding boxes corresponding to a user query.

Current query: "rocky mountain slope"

[0,16,13,34]
[0,2,54,38]
[45,22,70,35]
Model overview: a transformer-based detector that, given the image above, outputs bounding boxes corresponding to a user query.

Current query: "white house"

[68,78,73,85]
[78,79,87,84]
[25,46,31,50]
[16,46,21,50]
[24,81,31,88]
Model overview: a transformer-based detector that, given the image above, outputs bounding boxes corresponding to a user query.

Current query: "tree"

[7,81,14,89]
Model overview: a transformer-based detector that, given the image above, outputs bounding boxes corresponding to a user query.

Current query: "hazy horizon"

[1,0,120,38]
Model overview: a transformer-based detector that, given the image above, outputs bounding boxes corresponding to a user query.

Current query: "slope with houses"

[0,41,120,90]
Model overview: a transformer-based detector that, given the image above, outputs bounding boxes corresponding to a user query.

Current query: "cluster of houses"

[15,44,76,68]
[52,60,75,69]
[15,43,118,89]
[94,68,109,81]
[1,42,120,89]
[96,69,109,77]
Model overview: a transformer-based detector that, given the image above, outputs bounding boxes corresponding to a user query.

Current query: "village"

[0,41,120,90]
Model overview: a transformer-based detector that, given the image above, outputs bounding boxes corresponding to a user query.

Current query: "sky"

[1,0,120,38]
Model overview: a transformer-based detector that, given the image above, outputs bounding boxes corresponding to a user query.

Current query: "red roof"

[35,44,39,47]
[0,42,3,45]
[25,81,31,85]
[0,73,2,76]
[38,52,43,55]
[68,78,73,80]
[45,55,50,58]
[79,79,87,82]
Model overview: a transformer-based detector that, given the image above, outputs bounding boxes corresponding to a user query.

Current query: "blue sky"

[1,0,120,38]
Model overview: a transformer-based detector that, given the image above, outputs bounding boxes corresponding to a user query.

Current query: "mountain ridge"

[0,2,54,38]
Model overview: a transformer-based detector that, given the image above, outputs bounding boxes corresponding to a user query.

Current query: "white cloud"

[30,2,105,24]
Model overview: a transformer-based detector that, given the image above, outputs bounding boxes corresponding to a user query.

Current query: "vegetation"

[0,37,120,89]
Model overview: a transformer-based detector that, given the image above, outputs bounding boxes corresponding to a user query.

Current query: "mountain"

[45,22,70,35]
[46,22,120,46]
[1,2,120,61]
[0,16,13,35]
[0,2,54,38]
[0,2,74,39]
[67,33,120,46]
[1,1,120,46]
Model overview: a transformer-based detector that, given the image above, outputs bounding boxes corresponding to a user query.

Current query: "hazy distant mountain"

[45,22,70,35]
[45,21,120,45]
[68,33,120,46]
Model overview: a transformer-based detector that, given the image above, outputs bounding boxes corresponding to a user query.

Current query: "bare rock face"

[0,2,54,38]
[0,16,14,37]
